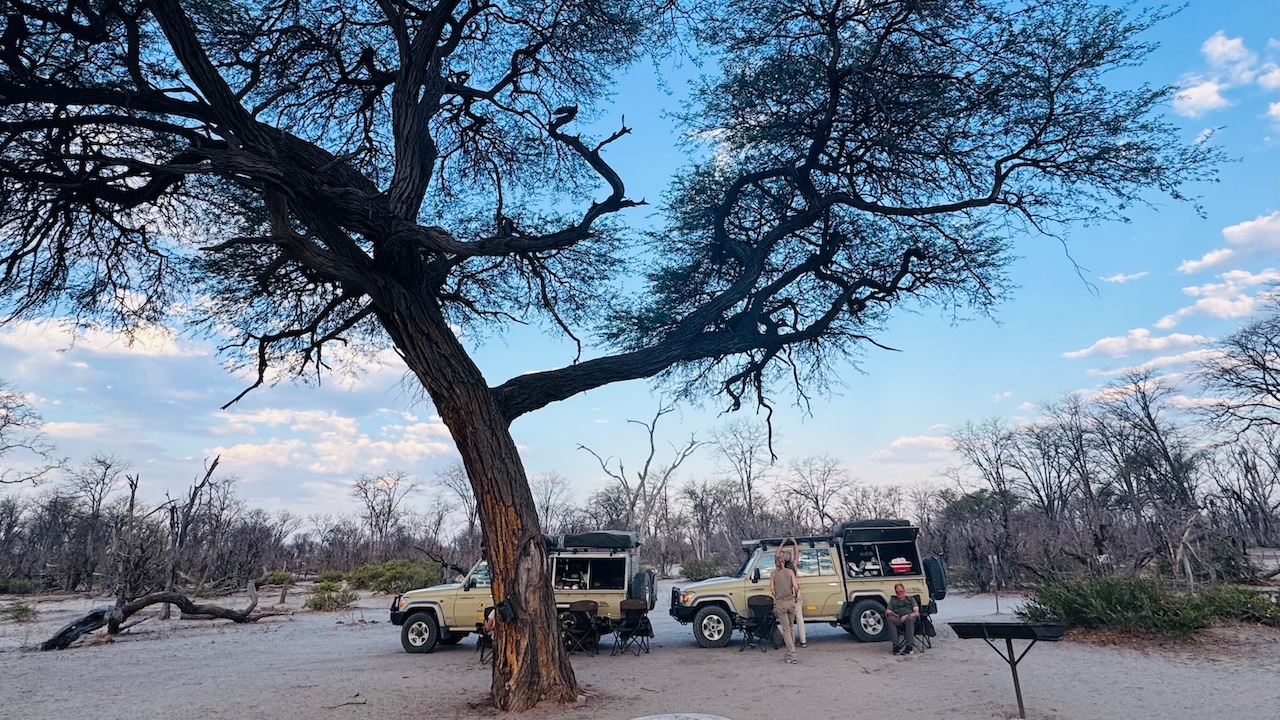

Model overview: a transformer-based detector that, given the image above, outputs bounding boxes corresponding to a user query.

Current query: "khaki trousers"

[774,598,797,660]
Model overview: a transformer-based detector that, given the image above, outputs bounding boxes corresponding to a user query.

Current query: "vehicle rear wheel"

[401,612,440,653]
[848,599,888,643]
[692,605,733,648]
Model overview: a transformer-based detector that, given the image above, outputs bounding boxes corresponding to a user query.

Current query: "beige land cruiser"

[669,519,947,647]
[390,530,656,653]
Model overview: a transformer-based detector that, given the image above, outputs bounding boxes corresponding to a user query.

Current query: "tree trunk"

[372,289,579,712]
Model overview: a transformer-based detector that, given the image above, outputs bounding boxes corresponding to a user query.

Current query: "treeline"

[5,303,1280,598]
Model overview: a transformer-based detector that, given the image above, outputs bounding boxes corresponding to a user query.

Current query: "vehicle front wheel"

[401,612,440,653]
[692,605,733,648]
[848,599,888,643]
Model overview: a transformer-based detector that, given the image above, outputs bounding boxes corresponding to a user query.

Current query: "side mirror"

[750,568,761,583]
[463,577,475,591]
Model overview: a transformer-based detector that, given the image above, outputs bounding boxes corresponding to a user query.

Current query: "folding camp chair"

[913,601,937,653]
[477,606,495,664]
[561,600,600,656]
[738,594,778,652]
[611,598,654,656]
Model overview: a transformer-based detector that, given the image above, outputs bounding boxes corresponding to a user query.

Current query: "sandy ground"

[2,580,1277,720]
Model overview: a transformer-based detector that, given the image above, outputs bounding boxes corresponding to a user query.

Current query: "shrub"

[348,560,439,594]
[2,601,38,622]
[267,571,296,586]
[680,558,727,582]
[318,570,347,584]
[0,577,41,594]
[305,581,358,611]
[1189,584,1280,624]
[1019,577,1215,638]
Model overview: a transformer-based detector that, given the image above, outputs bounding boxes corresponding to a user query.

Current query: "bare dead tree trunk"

[163,457,219,620]
[42,578,279,650]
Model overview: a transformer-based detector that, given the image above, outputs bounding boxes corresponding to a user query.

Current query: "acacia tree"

[0,0,1217,709]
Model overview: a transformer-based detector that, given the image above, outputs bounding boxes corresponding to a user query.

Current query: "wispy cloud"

[1155,269,1280,328]
[1100,271,1149,283]
[866,436,953,463]
[1180,212,1280,273]
[1064,329,1208,359]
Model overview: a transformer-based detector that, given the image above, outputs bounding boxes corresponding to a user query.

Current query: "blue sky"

[2,2,1278,522]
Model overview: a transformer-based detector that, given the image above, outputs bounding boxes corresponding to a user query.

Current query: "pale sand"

[1,580,1275,720]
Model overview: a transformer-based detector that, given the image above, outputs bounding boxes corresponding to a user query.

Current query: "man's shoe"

[903,646,913,655]
[891,644,902,655]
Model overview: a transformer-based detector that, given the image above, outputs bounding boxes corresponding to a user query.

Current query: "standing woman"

[770,547,800,664]
[780,536,807,648]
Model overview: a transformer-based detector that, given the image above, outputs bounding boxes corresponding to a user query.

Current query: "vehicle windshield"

[468,561,491,588]
[733,550,755,578]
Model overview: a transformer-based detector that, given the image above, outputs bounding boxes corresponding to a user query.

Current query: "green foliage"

[318,570,347,584]
[305,581,358,611]
[1,601,38,622]
[1188,585,1280,624]
[267,571,296,586]
[0,577,41,594]
[347,560,439,594]
[1019,578,1280,638]
[680,558,727,582]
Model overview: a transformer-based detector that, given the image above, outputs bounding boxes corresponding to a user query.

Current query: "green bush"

[1189,584,1280,624]
[318,570,347,584]
[0,577,41,594]
[348,560,439,594]
[680,558,727,582]
[267,571,296,586]
[1018,577,1246,638]
[2,601,38,622]
[305,581,358,611]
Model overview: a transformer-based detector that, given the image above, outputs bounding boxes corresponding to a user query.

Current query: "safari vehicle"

[390,530,656,653]
[669,519,946,647]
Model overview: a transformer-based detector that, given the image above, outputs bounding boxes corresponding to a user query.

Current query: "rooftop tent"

[833,519,918,544]
[562,530,637,550]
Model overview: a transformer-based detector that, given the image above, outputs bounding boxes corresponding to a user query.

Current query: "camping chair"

[477,606,495,664]
[913,600,937,653]
[611,598,654,656]
[738,594,778,652]
[561,600,600,656]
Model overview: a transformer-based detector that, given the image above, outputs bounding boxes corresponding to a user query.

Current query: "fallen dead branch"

[41,578,288,650]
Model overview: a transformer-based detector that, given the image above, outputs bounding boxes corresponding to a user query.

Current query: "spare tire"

[923,556,948,601]
[629,570,656,610]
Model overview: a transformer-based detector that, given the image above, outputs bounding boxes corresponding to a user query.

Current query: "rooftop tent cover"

[832,518,918,544]
[562,530,637,549]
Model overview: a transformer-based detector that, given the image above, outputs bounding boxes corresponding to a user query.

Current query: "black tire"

[438,631,465,645]
[629,570,657,611]
[692,605,733,648]
[848,599,889,643]
[924,556,948,600]
[400,611,440,653]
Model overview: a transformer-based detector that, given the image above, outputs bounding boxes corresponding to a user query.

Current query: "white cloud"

[1084,349,1217,377]
[0,320,203,358]
[1261,67,1280,90]
[1179,212,1280,273]
[992,391,1013,401]
[1174,79,1229,117]
[866,436,953,463]
[1201,31,1257,83]
[1064,328,1208,359]
[1270,102,1280,122]
[43,421,112,440]
[1159,269,1280,330]
[1100,271,1149,283]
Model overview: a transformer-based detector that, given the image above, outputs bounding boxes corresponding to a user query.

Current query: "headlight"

[680,592,696,605]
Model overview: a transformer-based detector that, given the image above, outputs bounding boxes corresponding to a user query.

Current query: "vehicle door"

[793,546,842,619]
[455,561,492,628]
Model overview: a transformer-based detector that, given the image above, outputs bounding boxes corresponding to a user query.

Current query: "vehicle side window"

[469,562,491,588]
[795,548,828,576]
[588,558,626,589]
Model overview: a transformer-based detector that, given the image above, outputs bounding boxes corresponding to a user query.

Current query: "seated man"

[884,582,919,655]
